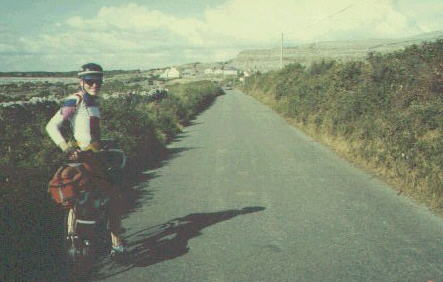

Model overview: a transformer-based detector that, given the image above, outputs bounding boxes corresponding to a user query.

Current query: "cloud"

[62,1,428,45]
[3,0,442,70]
[393,0,443,32]
[202,0,422,43]
[64,4,208,45]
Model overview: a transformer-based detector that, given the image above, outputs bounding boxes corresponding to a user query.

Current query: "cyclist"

[46,63,126,256]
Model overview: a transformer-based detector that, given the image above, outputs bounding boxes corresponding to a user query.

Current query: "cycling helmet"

[78,63,103,80]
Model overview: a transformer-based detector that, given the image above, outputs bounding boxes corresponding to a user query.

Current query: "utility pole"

[280,33,284,69]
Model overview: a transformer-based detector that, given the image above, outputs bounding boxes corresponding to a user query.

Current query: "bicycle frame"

[65,196,111,264]
[61,144,126,266]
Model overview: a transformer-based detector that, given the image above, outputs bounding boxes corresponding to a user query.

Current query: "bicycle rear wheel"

[64,207,95,270]
[64,208,81,263]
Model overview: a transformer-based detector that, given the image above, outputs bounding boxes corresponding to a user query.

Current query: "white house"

[223,68,238,76]
[214,69,224,75]
[160,67,181,79]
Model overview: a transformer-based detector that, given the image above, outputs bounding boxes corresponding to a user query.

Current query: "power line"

[305,3,355,30]
[283,0,374,43]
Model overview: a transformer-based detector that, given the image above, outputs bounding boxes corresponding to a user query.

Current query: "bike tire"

[64,207,95,272]
[64,208,79,264]
[95,207,112,256]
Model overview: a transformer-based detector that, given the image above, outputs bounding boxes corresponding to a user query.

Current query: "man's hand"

[59,141,83,161]
[67,148,82,161]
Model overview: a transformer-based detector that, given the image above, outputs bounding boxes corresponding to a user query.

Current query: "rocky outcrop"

[228,31,443,72]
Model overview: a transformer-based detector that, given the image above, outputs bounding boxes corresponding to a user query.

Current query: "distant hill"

[228,31,443,72]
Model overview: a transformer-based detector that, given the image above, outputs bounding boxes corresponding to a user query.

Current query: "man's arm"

[46,95,81,152]
[46,110,69,151]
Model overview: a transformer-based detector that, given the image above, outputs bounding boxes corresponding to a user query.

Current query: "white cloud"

[64,3,207,45]
[200,0,417,43]
[210,0,422,42]
[393,0,443,33]
[56,0,426,48]
[4,0,442,70]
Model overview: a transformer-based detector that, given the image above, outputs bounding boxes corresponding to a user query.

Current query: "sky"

[0,0,442,71]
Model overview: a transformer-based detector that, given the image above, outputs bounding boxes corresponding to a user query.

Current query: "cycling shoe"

[110,244,127,257]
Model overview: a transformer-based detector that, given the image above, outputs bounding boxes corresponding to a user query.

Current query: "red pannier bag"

[48,165,89,207]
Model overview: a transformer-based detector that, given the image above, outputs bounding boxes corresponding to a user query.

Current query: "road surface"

[95,89,443,282]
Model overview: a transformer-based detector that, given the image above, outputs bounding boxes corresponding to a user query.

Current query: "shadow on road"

[49,145,196,282]
[118,145,197,218]
[91,206,266,280]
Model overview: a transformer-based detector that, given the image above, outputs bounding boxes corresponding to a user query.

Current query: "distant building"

[204,67,238,76]
[222,68,238,76]
[204,68,214,75]
[160,67,181,79]
[214,69,224,75]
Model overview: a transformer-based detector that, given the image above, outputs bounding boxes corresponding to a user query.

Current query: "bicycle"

[48,140,127,266]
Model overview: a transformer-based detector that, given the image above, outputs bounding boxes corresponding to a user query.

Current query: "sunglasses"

[83,79,102,86]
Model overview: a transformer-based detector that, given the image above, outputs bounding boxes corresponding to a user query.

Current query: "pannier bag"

[48,165,89,206]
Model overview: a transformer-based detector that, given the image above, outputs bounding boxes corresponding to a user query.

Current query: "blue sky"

[1,0,442,71]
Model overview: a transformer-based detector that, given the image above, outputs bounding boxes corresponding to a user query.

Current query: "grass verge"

[242,40,443,215]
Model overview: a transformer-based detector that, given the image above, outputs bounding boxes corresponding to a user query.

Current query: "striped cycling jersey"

[46,91,101,150]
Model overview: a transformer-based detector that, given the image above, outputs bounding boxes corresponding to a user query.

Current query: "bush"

[0,80,222,281]
[242,39,443,210]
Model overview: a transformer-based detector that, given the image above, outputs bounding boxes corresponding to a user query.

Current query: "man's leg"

[109,208,123,247]
[108,194,126,254]
[67,208,76,235]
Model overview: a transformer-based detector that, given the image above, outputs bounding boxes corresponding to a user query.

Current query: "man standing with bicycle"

[46,63,126,256]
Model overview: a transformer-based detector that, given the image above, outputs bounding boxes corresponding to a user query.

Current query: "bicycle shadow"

[93,206,265,280]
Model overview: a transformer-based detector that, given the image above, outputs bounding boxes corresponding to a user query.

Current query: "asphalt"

[95,89,443,282]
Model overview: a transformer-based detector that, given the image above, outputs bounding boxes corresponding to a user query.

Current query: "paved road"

[96,89,443,282]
